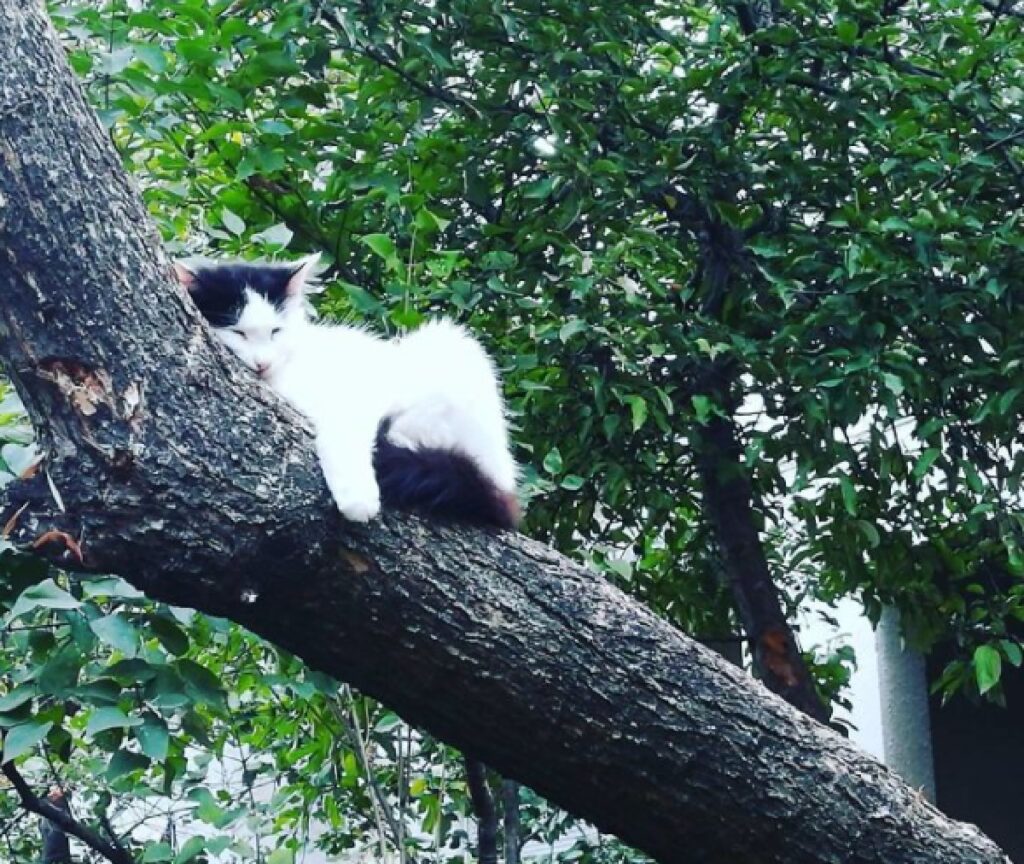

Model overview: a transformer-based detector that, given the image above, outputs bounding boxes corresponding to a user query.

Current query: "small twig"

[330,692,404,851]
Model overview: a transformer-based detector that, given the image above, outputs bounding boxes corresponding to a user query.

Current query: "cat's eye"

[231,329,247,340]
[271,328,283,338]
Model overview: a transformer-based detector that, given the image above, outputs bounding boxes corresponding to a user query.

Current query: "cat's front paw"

[325,470,381,523]
[336,490,381,523]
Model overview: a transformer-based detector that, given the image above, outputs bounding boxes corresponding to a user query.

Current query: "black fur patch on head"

[185,262,297,327]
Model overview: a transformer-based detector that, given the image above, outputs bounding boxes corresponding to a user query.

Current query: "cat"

[175,255,519,528]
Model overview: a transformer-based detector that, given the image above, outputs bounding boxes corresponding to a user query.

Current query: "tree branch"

[1,766,135,864]
[465,758,498,864]
[501,780,520,864]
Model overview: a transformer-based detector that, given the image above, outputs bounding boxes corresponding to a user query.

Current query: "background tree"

[2,0,1022,861]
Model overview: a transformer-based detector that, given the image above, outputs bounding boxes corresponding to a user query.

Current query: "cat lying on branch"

[175,255,519,529]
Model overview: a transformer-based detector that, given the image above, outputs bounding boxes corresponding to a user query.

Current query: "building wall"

[927,654,1024,862]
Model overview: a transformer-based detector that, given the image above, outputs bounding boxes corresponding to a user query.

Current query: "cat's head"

[175,255,319,379]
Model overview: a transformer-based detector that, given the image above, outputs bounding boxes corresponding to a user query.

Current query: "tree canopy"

[1,0,1022,862]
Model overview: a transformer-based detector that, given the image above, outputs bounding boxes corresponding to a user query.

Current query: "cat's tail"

[373,423,520,530]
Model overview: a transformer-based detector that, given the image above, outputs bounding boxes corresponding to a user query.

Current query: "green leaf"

[691,395,712,424]
[9,579,80,617]
[879,217,912,232]
[221,209,245,236]
[626,395,648,431]
[175,659,225,705]
[912,448,942,481]
[360,233,396,261]
[542,448,563,475]
[142,843,174,863]
[86,707,142,736]
[0,686,35,713]
[916,417,945,440]
[998,387,1022,415]
[559,319,588,343]
[1000,640,1022,668]
[252,223,294,248]
[90,613,140,655]
[189,787,227,825]
[414,208,451,233]
[133,43,166,73]
[480,251,516,271]
[963,460,984,494]
[267,848,294,864]
[560,474,585,491]
[974,644,1002,694]
[205,837,233,856]
[82,577,145,600]
[836,19,859,45]
[134,715,170,762]
[97,46,134,75]
[149,615,189,656]
[881,372,904,397]
[857,521,881,549]
[2,720,53,762]
[175,835,206,864]
[522,177,555,199]
[839,476,858,516]
[107,749,150,780]
[37,644,83,693]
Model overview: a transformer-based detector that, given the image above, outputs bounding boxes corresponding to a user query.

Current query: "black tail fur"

[374,422,519,530]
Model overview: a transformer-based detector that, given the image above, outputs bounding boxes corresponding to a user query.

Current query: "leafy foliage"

[2,0,1023,859]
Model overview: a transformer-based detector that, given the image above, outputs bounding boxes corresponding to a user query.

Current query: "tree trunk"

[694,361,831,724]
[0,3,1010,864]
[689,216,829,723]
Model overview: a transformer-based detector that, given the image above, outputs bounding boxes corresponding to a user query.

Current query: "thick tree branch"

[1,766,135,864]
[0,3,1012,864]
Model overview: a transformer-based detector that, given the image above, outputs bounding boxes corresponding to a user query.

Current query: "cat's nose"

[255,362,271,377]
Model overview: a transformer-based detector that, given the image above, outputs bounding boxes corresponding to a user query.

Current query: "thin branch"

[330,691,405,851]
[465,758,497,864]
[99,811,131,862]
[501,780,520,864]
[318,7,542,121]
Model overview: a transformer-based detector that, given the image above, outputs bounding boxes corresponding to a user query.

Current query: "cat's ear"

[173,261,200,291]
[285,253,321,296]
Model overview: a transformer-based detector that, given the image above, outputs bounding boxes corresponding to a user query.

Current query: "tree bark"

[0,3,1011,864]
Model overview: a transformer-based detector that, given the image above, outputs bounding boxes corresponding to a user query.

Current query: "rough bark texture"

[0,3,1012,864]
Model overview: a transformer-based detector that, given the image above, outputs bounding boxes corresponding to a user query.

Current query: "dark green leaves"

[2,719,52,762]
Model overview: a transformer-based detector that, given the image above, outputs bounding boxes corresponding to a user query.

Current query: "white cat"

[175,255,519,527]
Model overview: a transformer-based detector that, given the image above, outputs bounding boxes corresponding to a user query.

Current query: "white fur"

[211,274,517,523]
